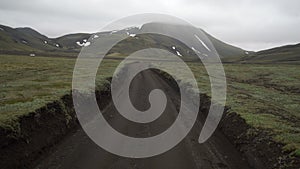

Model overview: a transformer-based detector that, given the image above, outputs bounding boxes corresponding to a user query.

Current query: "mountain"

[0,23,247,59]
[2,23,299,63]
[139,22,247,58]
[55,33,91,50]
[0,24,90,56]
[204,32,251,61]
[240,43,300,63]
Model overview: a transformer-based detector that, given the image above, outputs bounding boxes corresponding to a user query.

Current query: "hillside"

[0,24,90,56]
[137,22,247,59]
[241,43,300,63]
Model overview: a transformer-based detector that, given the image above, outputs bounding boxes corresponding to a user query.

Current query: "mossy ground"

[0,54,120,130]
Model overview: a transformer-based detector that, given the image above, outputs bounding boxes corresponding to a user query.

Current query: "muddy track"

[32,68,251,169]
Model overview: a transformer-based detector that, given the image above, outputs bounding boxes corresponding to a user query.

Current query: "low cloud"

[0,0,299,51]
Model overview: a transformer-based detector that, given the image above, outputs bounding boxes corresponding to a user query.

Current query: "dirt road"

[34,69,251,169]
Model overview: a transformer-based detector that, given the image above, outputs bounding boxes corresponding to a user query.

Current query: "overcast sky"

[0,0,299,51]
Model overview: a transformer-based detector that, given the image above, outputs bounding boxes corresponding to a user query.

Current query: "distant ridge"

[241,43,300,63]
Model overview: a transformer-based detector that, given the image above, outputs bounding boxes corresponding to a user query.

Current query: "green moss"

[295,149,300,157]
[0,54,120,130]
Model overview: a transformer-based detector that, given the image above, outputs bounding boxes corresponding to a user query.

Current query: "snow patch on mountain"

[194,34,211,52]
[76,41,91,47]
[176,51,182,56]
[191,47,201,54]
[84,42,91,47]
[110,30,118,34]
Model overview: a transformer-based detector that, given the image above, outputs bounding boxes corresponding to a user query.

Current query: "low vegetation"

[0,54,120,130]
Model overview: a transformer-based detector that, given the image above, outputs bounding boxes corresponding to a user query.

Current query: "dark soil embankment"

[0,86,111,169]
[0,94,77,169]
[219,112,300,168]
[0,95,77,169]
[155,69,300,169]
